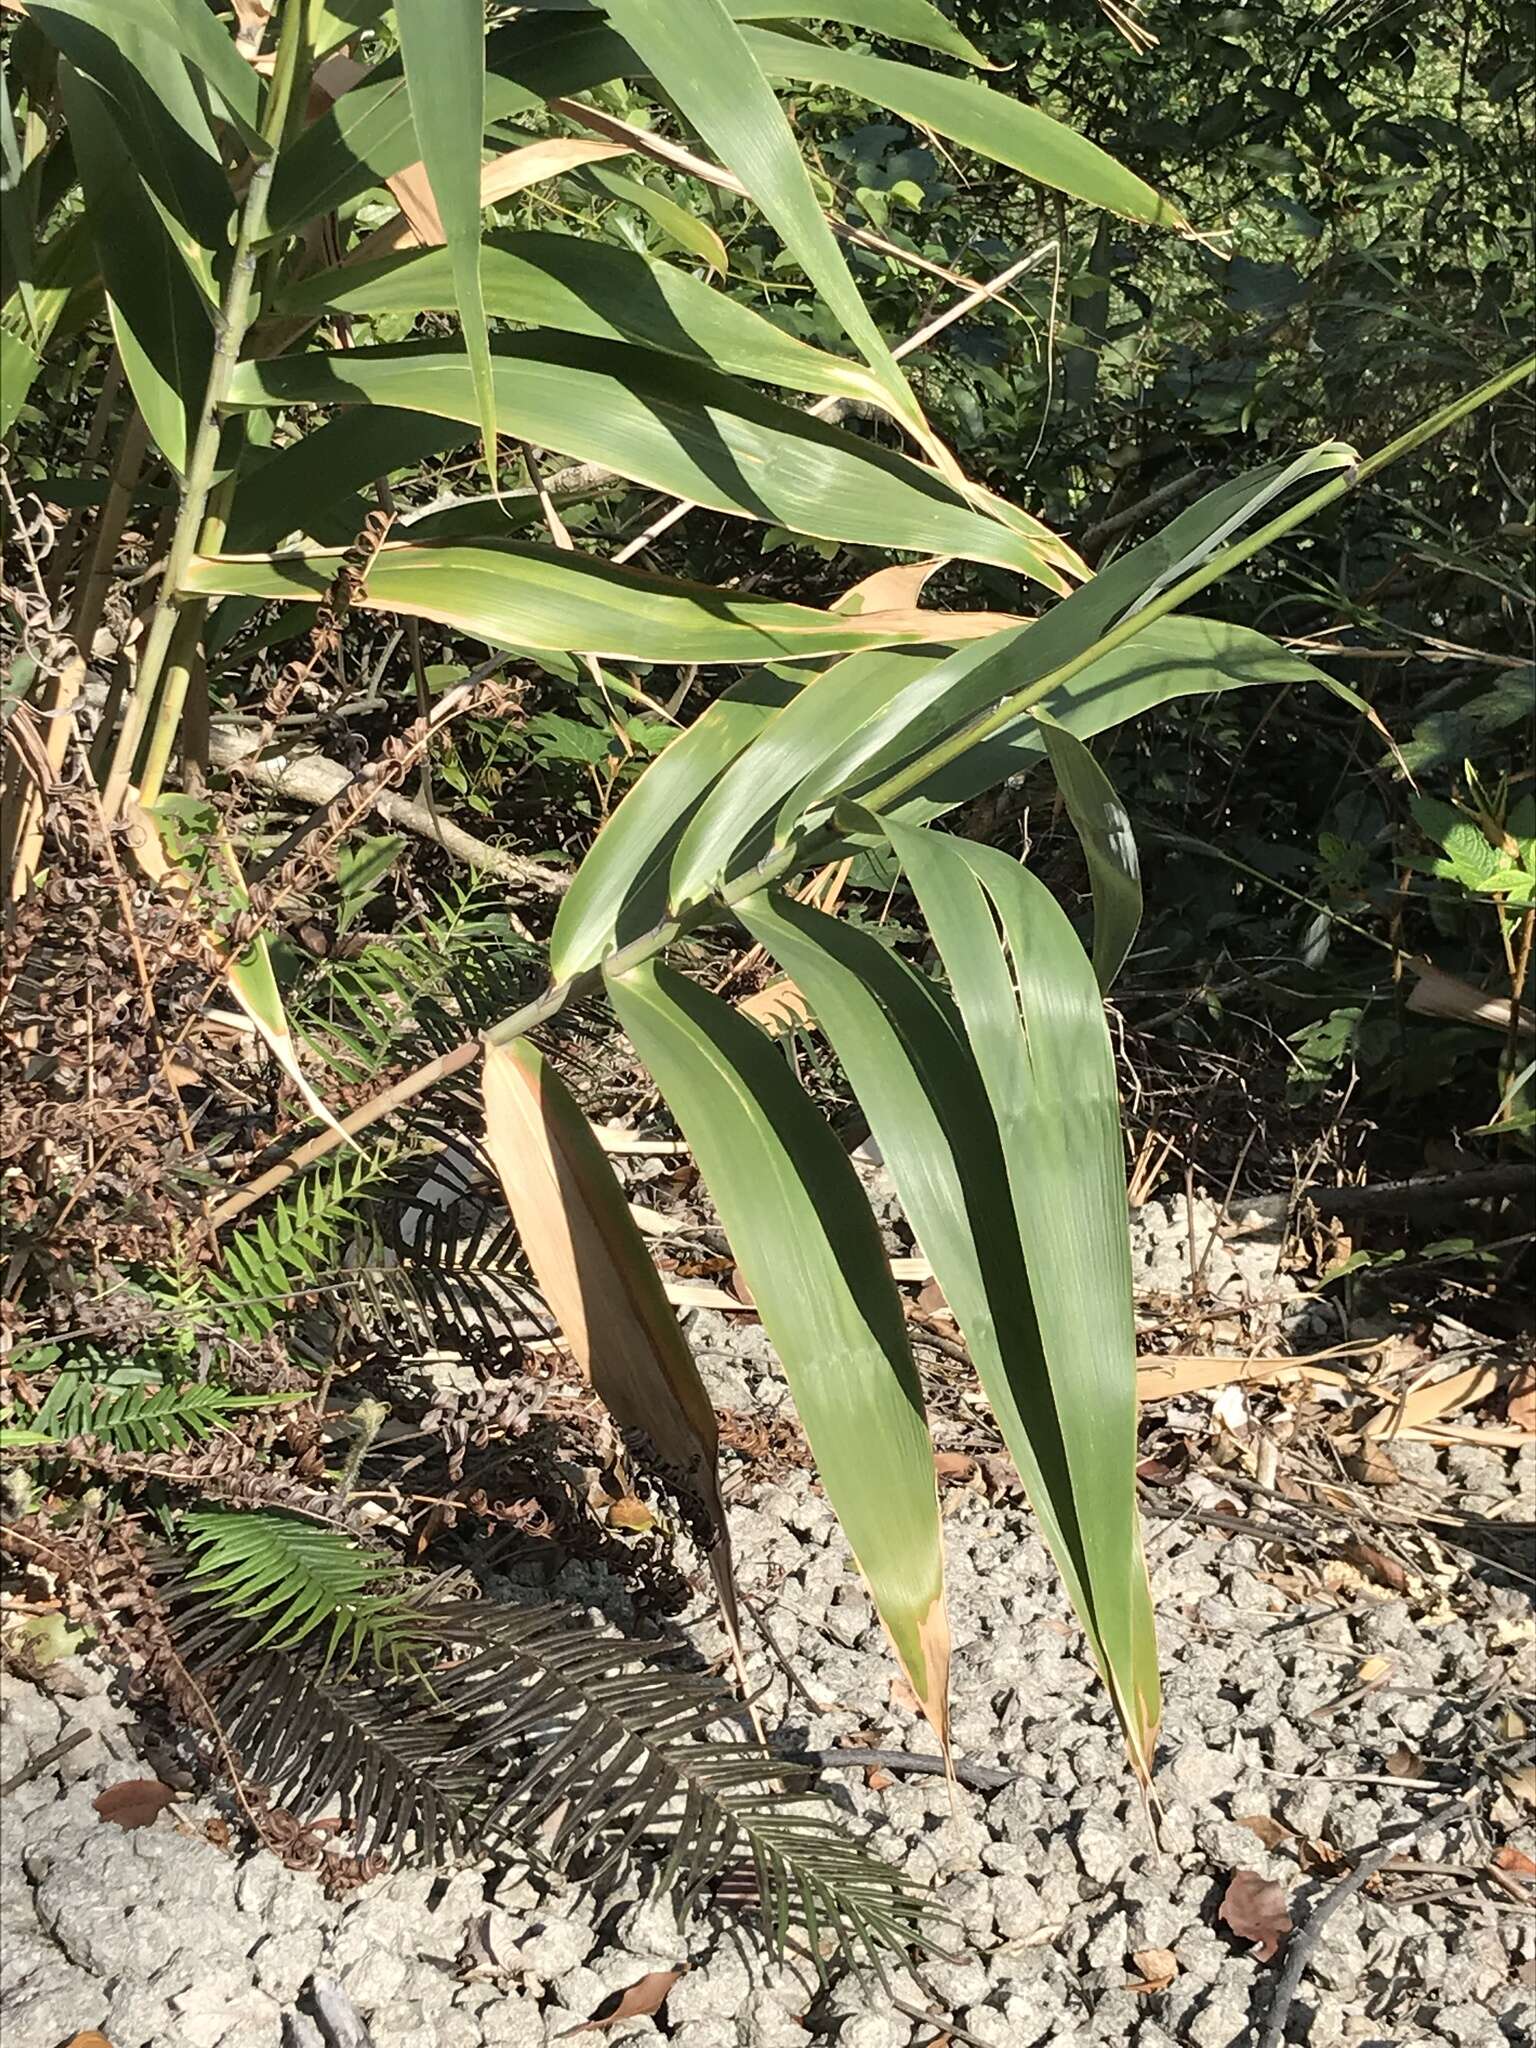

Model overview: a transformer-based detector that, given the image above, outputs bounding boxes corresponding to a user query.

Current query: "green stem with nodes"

[208,353,1535,1229]
[102,0,310,819]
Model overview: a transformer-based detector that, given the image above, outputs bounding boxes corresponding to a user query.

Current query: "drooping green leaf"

[226,339,1066,581]
[1036,716,1142,991]
[605,957,950,1748]
[741,28,1185,229]
[28,0,233,300]
[57,59,211,472]
[281,231,912,418]
[393,0,497,484]
[884,820,1159,1780]
[225,408,475,552]
[599,0,932,450]
[181,540,972,665]
[736,885,1139,1758]
[26,0,262,147]
[549,671,799,979]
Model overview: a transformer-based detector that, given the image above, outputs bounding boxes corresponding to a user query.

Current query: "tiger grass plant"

[3,0,1530,1910]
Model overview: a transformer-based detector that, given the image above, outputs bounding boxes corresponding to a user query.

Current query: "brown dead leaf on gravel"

[1218,1869,1293,1963]
[93,1779,176,1830]
[1384,1744,1427,1780]
[560,1969,685,2033]
[1347,1440,1401,1487]
[1127,1947,1179,1993]
[1337,1538,1414,1595]
[1234,1812,1294,1852]
[1494,1846,1536,1877]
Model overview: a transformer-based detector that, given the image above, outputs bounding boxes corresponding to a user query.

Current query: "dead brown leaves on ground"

[1218,1868,1293,1962]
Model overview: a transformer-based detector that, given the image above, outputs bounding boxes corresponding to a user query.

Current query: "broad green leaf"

[480,1039,734,1597]
[550,671,799,979]
[600,0,933,454]
[227,339,1066,582]
[668,644,951,907]
[393,0,497,484]
[516,0,989,64]
[225,408,474,552]
[885,820,1159,1780]
[181,540,973,665]
[26,0,262,146]
[282,232,911,419]
[737,886,1134,1756]
[741,28,1185,229]
[580,160,728,276]
[1036,716,1142,991]
[606,957,950,1747]
[57,60,211,472]
[28,1,233,300]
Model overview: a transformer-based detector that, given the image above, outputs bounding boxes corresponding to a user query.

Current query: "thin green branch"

[206,354,1534,1229]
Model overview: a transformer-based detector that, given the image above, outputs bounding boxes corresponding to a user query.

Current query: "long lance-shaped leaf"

[26,0,263,146]
[736,886,1128,1723]
[882,820,1159,1781]
[550,671,801,980]
[514,0,991,64]
[281,232,931,421]
[597,0,936,462]
[1036,716,1142,993]
[226,340,1066,584]
[480,1040,739,1634]
[606,958,950,1750]
[741,28,1183,229]
[56,60,210,473]
[225,408,475,553]
[393,0,497,486]
[180,539,981,665]
[662,455,1355,904]
[27,1,233,304]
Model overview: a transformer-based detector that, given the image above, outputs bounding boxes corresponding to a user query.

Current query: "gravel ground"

[4,1199,1533,2048]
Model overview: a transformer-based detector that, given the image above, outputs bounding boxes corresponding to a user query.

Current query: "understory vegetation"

[0,0,1530,1990]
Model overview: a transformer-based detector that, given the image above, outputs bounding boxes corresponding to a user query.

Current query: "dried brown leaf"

[1127,1946,1179,1993]
[605,1495,655,1533]
[1347,1441,1401,1488]
[1338,1539,1412,1594]
[1218,1869,1293,1963]
[93,1779,175,1831]
[1494,1846,1536,1877]
[1234,1813,1293,1852]
[561,1969,685,2033]
[1383,1744,1426,1781]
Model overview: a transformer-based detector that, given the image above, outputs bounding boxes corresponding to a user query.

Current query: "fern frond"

[2,1370,297,1452]
[208,1147,398,1340]
[178,1508,425,1671]
[172,1576,938,1978]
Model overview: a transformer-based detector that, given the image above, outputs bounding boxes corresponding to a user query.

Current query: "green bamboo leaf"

[741,28,1185,229]
[1035,716,1142,992]
[225,408,475,552]
[57,60,211,472]
[736,886,1130,1751]
[226,339,1064,581]
[580,160,728,275]
[28,2,233,301]
[518,0,990,63]
[668,644,949,907]
[394,0,497,486]
[600,0,933,452]
[281,232,908,418]
[883,819,1159,1781]
[0,216,99,438]
[606,957,951,1748]
[180,539,965,665]
[549,671,799,980]
[26,0,263,146]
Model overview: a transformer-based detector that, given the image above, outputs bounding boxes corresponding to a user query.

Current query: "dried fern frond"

[167,1541,937,1978]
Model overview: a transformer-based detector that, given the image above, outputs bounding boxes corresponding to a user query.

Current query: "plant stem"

[101,0,309,820]
[206,353,1535,1228]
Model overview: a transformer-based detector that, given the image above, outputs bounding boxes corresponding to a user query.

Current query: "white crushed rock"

[4,1199,1531,2048]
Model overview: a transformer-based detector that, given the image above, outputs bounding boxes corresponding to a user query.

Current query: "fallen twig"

[0,1725,91,1796]
[1258,1796,1474,2048]
[791,1747,1019,1793]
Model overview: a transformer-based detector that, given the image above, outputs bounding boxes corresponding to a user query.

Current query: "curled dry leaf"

[605,1494,655,1533]
[1234,1812,1294,1852]
[1336,1539,1413,1595]
[1384,1743,1427,1781]
[560,1968,685,2034]
[92,1779,176,1831]
[1128,1946,1179,1993]
[1218,1868,1293,1963]
[63,2035,113,2048]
